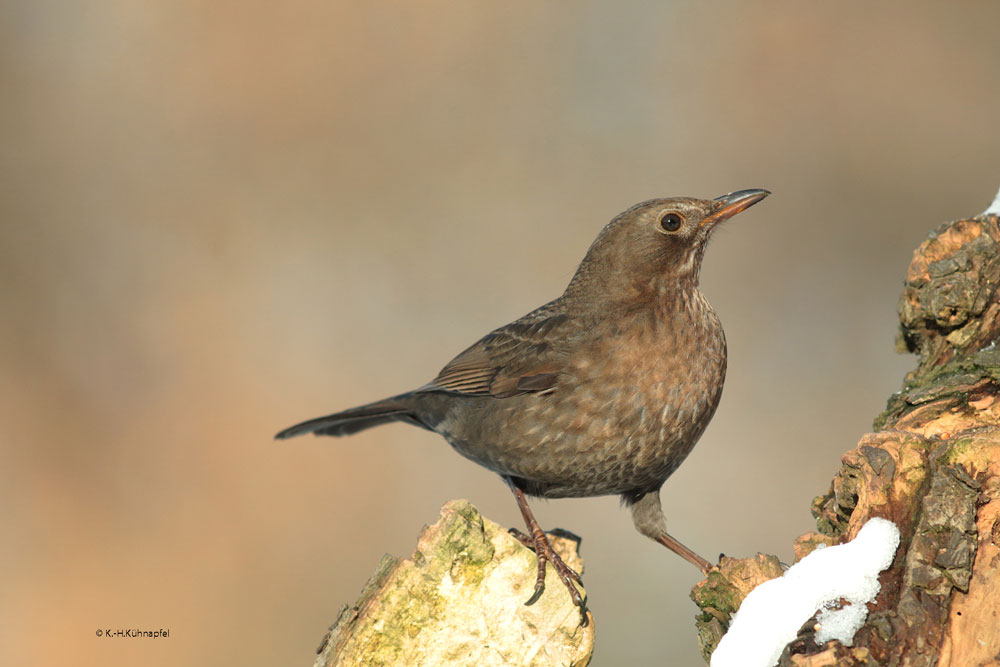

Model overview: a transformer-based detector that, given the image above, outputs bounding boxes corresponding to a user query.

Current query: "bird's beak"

[702,189,771,226]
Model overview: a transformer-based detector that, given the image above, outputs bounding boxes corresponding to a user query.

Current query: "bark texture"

[693,213,1000,665]
[314,499,594,667]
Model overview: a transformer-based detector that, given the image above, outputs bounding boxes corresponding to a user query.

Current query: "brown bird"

[277,189,769,623]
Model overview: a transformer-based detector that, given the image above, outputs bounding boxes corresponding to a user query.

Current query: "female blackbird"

[277,189,770,622]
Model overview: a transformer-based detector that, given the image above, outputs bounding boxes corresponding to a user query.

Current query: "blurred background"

[3,1,1000,665]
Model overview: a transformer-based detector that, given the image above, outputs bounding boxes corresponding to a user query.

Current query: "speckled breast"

[439,293,728,499]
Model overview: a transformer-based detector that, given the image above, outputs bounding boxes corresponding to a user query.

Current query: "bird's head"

[566,189,770,303]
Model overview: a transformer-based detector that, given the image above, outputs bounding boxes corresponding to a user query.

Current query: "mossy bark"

[314,499,594,667]
[693,213,1000,665]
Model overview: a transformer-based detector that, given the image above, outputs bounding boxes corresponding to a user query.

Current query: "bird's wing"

[418,302,572,399]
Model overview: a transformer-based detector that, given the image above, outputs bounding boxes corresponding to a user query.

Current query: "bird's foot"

[521,526,588,625]
[506,479,588,625]
[510,527,585,585]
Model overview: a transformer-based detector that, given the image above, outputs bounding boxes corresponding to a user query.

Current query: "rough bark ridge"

[314,499,594,666]
[693,213,1000,665]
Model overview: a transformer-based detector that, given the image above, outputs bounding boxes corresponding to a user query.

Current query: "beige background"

[4,2,1000,665]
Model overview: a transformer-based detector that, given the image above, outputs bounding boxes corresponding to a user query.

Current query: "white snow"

[985,187,1000,216]
[710,517,901,667]
[814,596,868,646]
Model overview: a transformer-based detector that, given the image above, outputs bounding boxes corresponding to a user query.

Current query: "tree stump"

[693,211,1000,665]
[314,499,594,666]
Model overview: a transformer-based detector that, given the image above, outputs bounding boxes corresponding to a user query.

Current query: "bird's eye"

[659,213,683,232]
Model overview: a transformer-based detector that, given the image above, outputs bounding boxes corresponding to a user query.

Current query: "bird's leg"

[655,533,713,574]
[506,479,588,624]
[629,489,714,574]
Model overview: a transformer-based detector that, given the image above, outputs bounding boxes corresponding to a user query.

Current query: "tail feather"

[275,395,420,439]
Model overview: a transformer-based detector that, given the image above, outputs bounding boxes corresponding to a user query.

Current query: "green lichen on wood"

[879,216,1000,430]
[316,499,594,667]
[876,361,1000,431]
[690,554,784,662]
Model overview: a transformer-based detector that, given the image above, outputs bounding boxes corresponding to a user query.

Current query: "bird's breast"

[562,292,727,457]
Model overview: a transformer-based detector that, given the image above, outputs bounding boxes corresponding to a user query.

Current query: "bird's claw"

[508,527,534,548]
[522,527,588,626]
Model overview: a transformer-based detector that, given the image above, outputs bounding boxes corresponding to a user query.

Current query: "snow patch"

[984,186,1000,216]
[710,517,901,667]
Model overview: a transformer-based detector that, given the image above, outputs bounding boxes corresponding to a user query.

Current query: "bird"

[277,189,770,624]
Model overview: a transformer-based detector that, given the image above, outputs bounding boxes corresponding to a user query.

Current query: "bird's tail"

[275,394,421,439]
